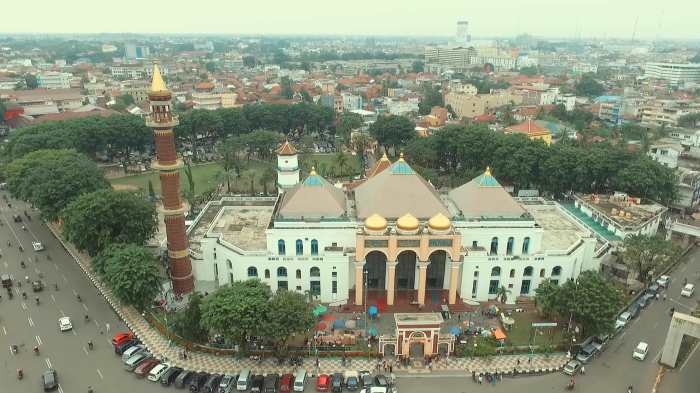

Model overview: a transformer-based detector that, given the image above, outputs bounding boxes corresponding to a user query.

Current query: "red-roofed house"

[504,118,552,144]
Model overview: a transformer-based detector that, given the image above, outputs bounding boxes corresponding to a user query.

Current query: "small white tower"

[276,140,299,193]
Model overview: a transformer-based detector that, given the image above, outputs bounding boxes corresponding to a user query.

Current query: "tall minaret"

[146,63,194,295]
[276,140,299,194]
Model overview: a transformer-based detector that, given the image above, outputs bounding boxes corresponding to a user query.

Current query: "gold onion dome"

[428,213,451,230]
[396,213,419,231]
[364,213,388,231]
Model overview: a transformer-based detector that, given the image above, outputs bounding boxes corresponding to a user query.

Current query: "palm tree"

[496,286,511,304]
[334,152,351,178]
[259,166,275,196]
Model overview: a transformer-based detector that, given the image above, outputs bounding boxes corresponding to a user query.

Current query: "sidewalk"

[48,223,568,376]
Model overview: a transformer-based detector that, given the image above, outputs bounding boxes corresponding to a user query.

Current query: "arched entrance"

[438,342,450,355]
[427,251,446,289]
[396,251,417,290]
[408,331,427,358]
[365,251,386,289]
[383,343,395,356]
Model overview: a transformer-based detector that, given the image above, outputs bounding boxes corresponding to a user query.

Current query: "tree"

[560,271,624,335]
[622,235,681,282]
[369,115,416,153]
[280,76,294,99]
[116,94,135,107]
[350,132,372,172]
[614,157,678,205]
[172,292,209,342]
[336,112,363,143]
[220,137,245,193]
[411,61,424,73]
[205,61,217,73]
[575,73,605,97]
[259,166,276,196]
[98,243,162,311]
[174,110,223,161]
[5,149,109,221]
[417,83,443,115]
[183,160,196,206]
[535,279,564,318]
[61,189,158,256]
[242,56,256,68]
[678,113,700,128]
[147,180,156,201]
[201,280,272,347]
[495,285,511,304]
[262,290,315,353]
[333,152,351,178]
[519,66,539,76]
[24,74,38,89]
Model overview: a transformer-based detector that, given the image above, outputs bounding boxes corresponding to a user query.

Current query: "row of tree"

[402,124,679,204]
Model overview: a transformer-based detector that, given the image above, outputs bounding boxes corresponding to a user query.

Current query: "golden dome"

[428,213,451,230]
[396,213,419,231]
[364,213,388,231]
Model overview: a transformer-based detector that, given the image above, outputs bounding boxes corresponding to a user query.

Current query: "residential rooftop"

[520,200,590,251]
[576,193,666,230]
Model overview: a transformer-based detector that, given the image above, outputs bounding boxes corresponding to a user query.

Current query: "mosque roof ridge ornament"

[478,166,501,187]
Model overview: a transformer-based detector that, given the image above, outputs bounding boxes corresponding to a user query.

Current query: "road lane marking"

[21,302,27,310]
[45,358,52,368]
[51,294,56,303]
[71,330,76,336]
[58,384,64,393]
[82,303,89,311]
[36,335,42,345]
[28,316,34,327]
[94,320,100,328]
[2,326,6,335]
[9,345,15,355]
[82,346,89,355]
[72,289,77,296]
[680,342,700,371]
[97,368,104,379]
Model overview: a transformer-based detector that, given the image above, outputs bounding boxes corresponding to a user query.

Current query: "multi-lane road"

[1,189,698,393]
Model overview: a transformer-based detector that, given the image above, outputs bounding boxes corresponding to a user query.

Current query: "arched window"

[311,239,319,255]
[552,266,562,276]
[490,237,498,255]
[247,266,258,277]
[296,239,303,256]
[491,267,501,277]
[227,259,232,269]
[278,240,286,255]
[522,237,530,255]
[539,268,545,278]
[296,269,302,279]
[277,267,287,277]
[524,266,533,277]
[310,267,320,277]
[265,269,270,279]
[506,237,514,255]
[509,269,515,278]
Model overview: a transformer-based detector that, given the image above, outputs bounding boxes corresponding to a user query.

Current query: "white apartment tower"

[276,141,300,193]
[455,20,471,46]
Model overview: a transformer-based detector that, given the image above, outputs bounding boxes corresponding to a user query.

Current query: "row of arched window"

[248,266,321,279]
[489,265,562,278]
[278,239,319,256]
[489,237,530,256]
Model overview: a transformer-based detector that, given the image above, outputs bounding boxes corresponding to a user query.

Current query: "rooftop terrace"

[521,201,590,251]
[576,194,665,229]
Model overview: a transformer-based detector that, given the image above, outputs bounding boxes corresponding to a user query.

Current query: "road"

[1,189,698,393]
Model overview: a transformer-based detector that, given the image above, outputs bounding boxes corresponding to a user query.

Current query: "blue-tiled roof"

[390,160,414,175]
[303,174,324,186]
[477,173,501,187]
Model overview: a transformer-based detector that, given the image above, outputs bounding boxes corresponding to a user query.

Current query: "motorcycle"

[22,292,27,300]
[35,297,39,305]
[17,368,23,380]
[33,346,39,355]
[20,261,25,269]
[11,345,18,354]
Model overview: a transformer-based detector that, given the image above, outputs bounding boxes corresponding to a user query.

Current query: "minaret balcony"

[146,115,179,129]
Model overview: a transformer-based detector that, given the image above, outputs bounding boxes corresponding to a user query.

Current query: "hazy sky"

[5,0,700,40]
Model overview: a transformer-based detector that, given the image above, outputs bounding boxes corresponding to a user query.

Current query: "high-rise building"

[644,62,700,86]
[455,20,470,46]
[146,64,194,295]
[125,44,150,60]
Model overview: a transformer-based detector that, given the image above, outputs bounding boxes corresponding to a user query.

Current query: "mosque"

[187,141,609,309]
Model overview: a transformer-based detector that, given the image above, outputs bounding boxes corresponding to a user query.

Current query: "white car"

[681,283,695,297]
[360,388,388,393]
[632,342,649,360]
[32,242,45,251]
[58,317,72,332]
[147,363,170,382]
[656,275,670,288]
[615,311,632,331]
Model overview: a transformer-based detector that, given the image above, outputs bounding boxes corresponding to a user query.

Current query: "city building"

[641,100,700,128]
[36,72,73,89]
[111,64,168,80]
[145,64,193,295]
[387,99,419,116]
[445,92,521,119]
[120,80,151,104]
[555,94,576,112]
[192,82,238,110]
[648,140,682,168]
[644,62,700,86]
[674,168,700,213]
[187,149,608,307]
[342,93,363,112]
[504,118,553,145]
[125,44,150,60]
[454,20,471,46]
[0,88,83,116]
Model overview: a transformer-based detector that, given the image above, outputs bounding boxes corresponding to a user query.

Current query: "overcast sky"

[4,0,699,40]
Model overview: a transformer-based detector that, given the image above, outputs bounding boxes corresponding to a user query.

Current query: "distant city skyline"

[3,0,700,40]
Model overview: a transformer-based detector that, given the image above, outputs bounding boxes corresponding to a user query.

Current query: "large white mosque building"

[187,141,617,308]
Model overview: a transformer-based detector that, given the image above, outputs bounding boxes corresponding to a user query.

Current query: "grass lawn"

[507,312,565,347]
[300,153,362,178]
[109,160,277,196]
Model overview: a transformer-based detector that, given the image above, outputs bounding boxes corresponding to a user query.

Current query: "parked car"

[121,345,145,362]
[681,283,695,297]
[263,373,279,393]
[42,368,58,391]
[344,370,360,391]
[591,334,610,353]
[615,311,632,331]
[189,372,210,392]
[563,359,581,375]
[360,388,387,393]
[359,371,373,388]
[134,358,160,377]
[279,373,294,393]
[628,303,641,319]
[112,332,135,348]
[124,352,151,371]
[203,374,223,393]
[331,373,344,393]
[1,273,12,289]
[160,366,183,386]
[657,275,670,288]
[374,374,389,388]
[251,374,265,392]
[633,342,649,361]
[114,339,138,355]
[647,283,660,295]
[575,339,598,364]
[32,280,44,292]
[147,363,170,382]
[175,370,195,389]
[316,374,330,392]
[219,374,237,392]
[32,241,45,251]
[638,293,655,308]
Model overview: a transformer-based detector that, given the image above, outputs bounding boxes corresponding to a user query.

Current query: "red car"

[112,332,135,347]
[316,374,330,392]
[279,373,294,393]
[133,358,160,377]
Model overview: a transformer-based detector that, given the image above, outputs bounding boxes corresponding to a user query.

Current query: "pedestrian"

[655,293,660,300]
[581,365,585,375]
[492,374,496,385]
[183,350,188,360]
[472,370,476,382]
[478,374,483,384]
[106,322,110,332]
[528,355,532,364]
[663,293,667,301]
[389,364,393,373]
[566,350,571,359]
[517,358,521,366]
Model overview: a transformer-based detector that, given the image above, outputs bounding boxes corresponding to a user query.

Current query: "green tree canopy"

[61,189,157,256]
[575,73,606,97]
[369,114,416,152]
[336,112,363,142]
[535,279,564,318]
[561,271,624,335]
[173,292,209,342]
[261,290,315,352]
[622,234,681,282]
[417,83,443,115]
[97,243,163,311]
[411,61,424,73]
[519,66,539,76]
[5,149,109,220]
